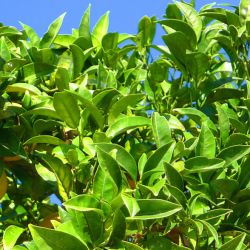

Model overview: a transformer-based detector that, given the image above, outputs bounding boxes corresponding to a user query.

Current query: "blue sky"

[1,0,240,40]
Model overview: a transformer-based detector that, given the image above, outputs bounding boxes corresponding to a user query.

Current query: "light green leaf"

[6,83,41,95]
[40,154,73,201]
[108,94,144,125]
[159,19,197,49]
[3,225,25,250]
[239,0,250,23]
[92,11,109,50]
[78,4,92,47]
[174,108,217,132]
[20,22,40,46]
[143,142,175,174]
[53,91,80,128]
[196,219,220,247]
[29,225,88,250]
[152,112,172,148]
[93,147,122,201]
[215,103,230,146]
[24,135,65,146]
[196,121,216,158]
[106,116,151,138]
[121,194,140,217]
[66,91,104,129]
[217,145,250,168]
[94,143,137,181]
[126,199,182,220]
[184,157,225,173]
[40,13,66,48]
[218,233,246,250]
[175,1,202,40]
[165,162,183,190]
[63,194,102,214]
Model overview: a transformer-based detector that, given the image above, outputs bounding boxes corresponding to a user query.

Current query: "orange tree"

[0,0,250,249]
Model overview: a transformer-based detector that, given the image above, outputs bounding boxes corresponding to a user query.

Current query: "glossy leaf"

[40,154,73,201]
[66,91,104,129]
[184,157,225,173]
[126,199,182,220]
[24,135,65,146]
[175,1,202,40]
[218,233,246,250]
[53,91,80,129]
[29,225,88,250]
[40,13,66,48]
[92,11,109,49]
[108,94,144,124]
[78,4,92,47]
[3,225,25,250]
[152,112,172,148]
[196,121,216,158]
[106,116,151,138]
[217,145,250,168]
[94,143,137,181]
[63,194,102,214]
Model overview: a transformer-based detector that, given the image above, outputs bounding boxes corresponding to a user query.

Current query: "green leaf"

[22,63,56,81]
[3,225,25,250]
[66,91,104,129]
[126,199,182,220]
[63,194,102,214]
[196,219,220,247]
[70,44,85,79]
[152,112,172,148]
[165,162,183,190]
[40,154,73,201]
[92,11,109,50]
[6,83,41,95]
[184,157,225,173]
[94,143,137,181]
[211,179,239,199]
[24,135,65,146]
[217,145,250,168]
[185,52,209,82]
[78,4,92,47]
[239,0,250,23]
[24,107,60,120]
[159,19,197,49]
[20,22,40,46]
[0,128,27,158]
[121,194,140,218]
[0,37,11,61]
[29,225,88,250]
[196,121,216,158]
[174,108,217,132]
[218,233,246,250]
[93,147,122,201]
[106,116,151,138]
[53,91,80,128]
[138,15,156,46]
[108,94,144,125]
[0,26,22,36]
[215,103,230,146]
[102,32,119,51]
[53,67,70,91]
[143,142,175,174]
[162,32,189,64]
[175,1,202,40]
[40,13,66,48]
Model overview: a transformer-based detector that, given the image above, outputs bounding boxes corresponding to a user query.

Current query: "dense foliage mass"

[0,0,250,249]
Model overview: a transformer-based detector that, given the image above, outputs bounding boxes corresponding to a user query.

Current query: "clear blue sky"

[1,0,239,39]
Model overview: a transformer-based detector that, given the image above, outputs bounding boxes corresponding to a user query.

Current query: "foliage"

[0,0,250,249]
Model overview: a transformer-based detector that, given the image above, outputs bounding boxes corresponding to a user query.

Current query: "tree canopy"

[0,1,250,249]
